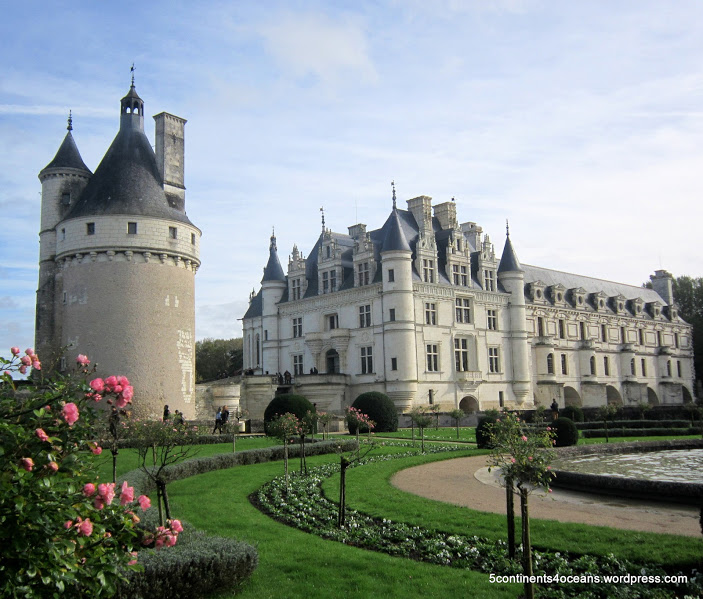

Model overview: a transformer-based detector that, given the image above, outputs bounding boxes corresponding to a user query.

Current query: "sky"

[2,0,702,356]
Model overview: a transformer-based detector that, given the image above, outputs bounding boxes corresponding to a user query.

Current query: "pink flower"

[62,403,79,426]
[120,481,135,506]
[83,483,96,497]
[546,466,551,471]
[19,365,27,375]
[546,427,552,431]
[137,495,151,511]
[25,348,35,357]
[548,488,553,493]
[90,444,102,456]
[521,435,528,442]
[115,394,130,409]
[117,375,130,387]
[64,520,73,529]
[128,552,138,566]
[32,360,41,370]
[10,346,20,356]
[76,354,90,365]
[510,458,516,463]
[104,375,118,390]
[98,482,116,506]
[48,461,59,472]
[20,457,34,472]
[169,519,183,533]
[35,428,50,442]
[93,497,105,510]
[121,386,134,402]
[77,519,93,536]
[20,355,31,366]
[90,378,105,393]
[165,534,177,547]
[528,456,533,461]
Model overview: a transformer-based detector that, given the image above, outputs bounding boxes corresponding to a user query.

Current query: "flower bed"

[254,446,703,599]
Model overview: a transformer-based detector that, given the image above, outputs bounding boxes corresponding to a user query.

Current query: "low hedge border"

[581,427,702,438]
[114,438,357,598]
[577,419,694,430]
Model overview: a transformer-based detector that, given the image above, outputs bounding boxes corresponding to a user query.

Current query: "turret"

[261,231,287,374]
[497,224,532,406]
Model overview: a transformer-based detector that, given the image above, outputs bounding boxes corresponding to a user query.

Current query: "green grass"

[168,451,520,599]
[579,434,701,445]
[377,427,477,443]
[320,450,701,569]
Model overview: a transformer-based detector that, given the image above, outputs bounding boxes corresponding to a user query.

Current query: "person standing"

[213,407,222,433]
[163,405,170,422]
[221,405,230,433]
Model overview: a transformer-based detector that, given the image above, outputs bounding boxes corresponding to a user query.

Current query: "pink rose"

[137,495,151,511]
[64,520,73,529]
[76,354,90,365]
[90,378,105,393]
[19,365,27,375]
[521,435,528,442]
[528,456,533,461]
[121,386,134,401]
[62,402,79,426]
[20,457,34,472]
[35,428,50,442]
[115,395,130,409]
[20,355,31,366]
[83,483,96,497]
[32,360,41,370]
[104,376,118,390]
[10,347,20,356]
[48,461,59,472]
[510,458,516,463]
[77,519,93,537]
[90,444,102,456]
[120,481,135,506]
[98,482,116,505]
[169,519,183,533]
[128,552,138,566]
[94,497,105,510]
[25,348,35,357]
[118,375,130,387]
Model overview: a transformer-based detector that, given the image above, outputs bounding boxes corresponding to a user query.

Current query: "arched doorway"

[326,349,340,374]
[459,396,479,414]
[647,387,659,406]
[564,386,582,407]
[605,385,622,405]
[682,386,693,404]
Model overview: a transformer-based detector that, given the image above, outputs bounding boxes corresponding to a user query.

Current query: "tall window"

[638,328,645,346]
[484,270,495,292]
[455,298,471,323]
[423,259,435,283]
[452,264,468,286]
[603,356,610,376]
[666,360,672,377]
[360,346,373,374]
[558,319,565,339]
[291,278,301,301]
[641,358,647,377]
[292,317,302,338]
[322,271,330,294]
[547,353,554,374]
[487,309,497,331]
[391,357,398,371]
[601,324,607,342]
[127,222,137,235]
[454,338,469,372]
[169,226,177,239]
[621,326,627,343]
[460,265,468,286]
[488,347,500,373]
[86,222,95,235]
[452,264,460,285]
[677,360,682,377]
[580,321,587,340]
[426,344,439,372]
[327,314,338,330]
[293,354,304,376]
[359,304,371,328]
[561,354,568,375]
[537,317,545,337]
[389,308,396,322]
[630,358,636,375]
[425,302,437,325]
[589,356,596,375]
[358,262,370,286]
[330,270,337,292]
[388,268,395,282]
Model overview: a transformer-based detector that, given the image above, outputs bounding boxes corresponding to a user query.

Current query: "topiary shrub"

[560,405,584,423]
[552,417,579,447]
[349,392,398,434]
[263,394,315,435]
[476,416,497,449]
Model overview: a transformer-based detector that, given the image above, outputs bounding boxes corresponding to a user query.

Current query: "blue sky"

[2,0,702,355]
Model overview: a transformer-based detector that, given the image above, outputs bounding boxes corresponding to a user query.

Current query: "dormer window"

[483,269,495,292]
[423,259,435,283]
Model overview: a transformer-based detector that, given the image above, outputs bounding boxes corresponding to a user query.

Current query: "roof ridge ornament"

[391,180,396,210]
[320,206,325,232]
[506,219,510,237]
[67,110,73,132]
[130,63,136,87]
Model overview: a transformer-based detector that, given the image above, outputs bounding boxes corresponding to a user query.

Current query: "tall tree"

[195,338,243,382]
[672,276,703,391]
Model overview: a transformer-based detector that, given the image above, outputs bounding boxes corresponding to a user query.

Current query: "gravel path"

[391,455,699,537]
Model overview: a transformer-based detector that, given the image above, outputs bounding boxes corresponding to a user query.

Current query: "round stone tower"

[35,80,201,419]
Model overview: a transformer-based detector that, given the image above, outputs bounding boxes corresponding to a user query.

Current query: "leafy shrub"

[560,405,584,422]
[475,416,497,449]
[552,417,579,447]
[577,419,691,430]
[263,394,315,434]
[349,392,398,433]
[581,427,702,438]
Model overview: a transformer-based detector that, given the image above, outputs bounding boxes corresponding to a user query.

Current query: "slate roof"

[40,131,92,175]
[243,289,263,319]
[498,235,523,273]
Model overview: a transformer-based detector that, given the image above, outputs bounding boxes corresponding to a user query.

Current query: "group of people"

[212,405,230,434]
[162,405,185,426]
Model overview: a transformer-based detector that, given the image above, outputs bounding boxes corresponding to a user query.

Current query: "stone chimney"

[407,196,433,233]
[650,270,674,305]
[154,112,187,211]
[433,201,457,230]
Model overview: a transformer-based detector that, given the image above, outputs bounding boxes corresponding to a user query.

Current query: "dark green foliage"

[116,528,258,599]
[581,427,702,438]
[349,392,398,433]
[195,337,243,382]
[264,394,315,434]
[552,417,579,447]
[560,405,584,422]
[475,416,497,449]
[671,275,703,388]
[577,419,693,430]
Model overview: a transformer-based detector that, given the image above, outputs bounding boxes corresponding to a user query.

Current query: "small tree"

[95,406,130,483]
[409,406,433,453]
[597,403,619,443]
[449,408,465,439]
[336,439,376,528]
[487,413,555,599]
[129,420,199,526]
[223,406,248,453]
[267,412,301,491]
[428,403,441,429]
[317,411,334,439]
[299,410,318,474]
[345,407,375,458]
[635,402,651,421]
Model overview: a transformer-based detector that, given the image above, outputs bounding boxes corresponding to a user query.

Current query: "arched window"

[546,353,554,374]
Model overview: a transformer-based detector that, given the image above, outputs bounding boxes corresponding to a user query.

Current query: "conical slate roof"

[262,233,286,282]
[498,232,523,273]
[41,130,91,175]
[381,209,411,253]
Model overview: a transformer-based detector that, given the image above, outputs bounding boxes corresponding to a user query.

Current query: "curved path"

[391,455,699,537]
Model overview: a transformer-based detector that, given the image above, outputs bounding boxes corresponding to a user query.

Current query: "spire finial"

[320,206,325,231]
[391,180,397,210]
[506,219,510,237]
[67,110,73,132]
[270,226,277,250]
[130,63,136,87]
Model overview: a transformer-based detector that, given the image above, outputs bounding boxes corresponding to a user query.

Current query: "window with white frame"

[293,317,302,338]
[359,304,371,328]
[291,278,301,301]
[455,298,471,323]
[358,262,370,286]
[484,269,495,292]
[426,344,439,372]
[452,264,460,285]
[487,309,497,330]
[360,346,373,374]
[547,353,554,374]
[327,314,338,330]
[422,259,435,283]
[293,354,304,376]
[425,302,437,325]
[454,338,469,372]
[488,347,500,373]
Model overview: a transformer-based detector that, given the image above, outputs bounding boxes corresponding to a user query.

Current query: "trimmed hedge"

[560,405,584,422]
[577,419,693,431]
[349,392,398,434]
[264,394,316,433]
[581,427,702,438]
[476,416,496,449]
[552,418,579,447]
